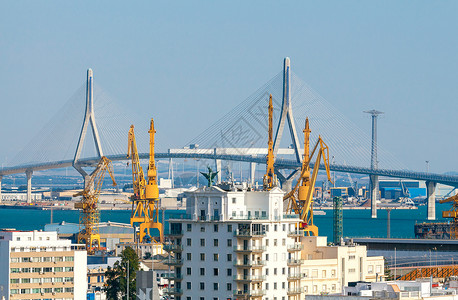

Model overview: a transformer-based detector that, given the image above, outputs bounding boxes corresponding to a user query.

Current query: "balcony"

[287,243,303,252]
[163,287,183,295]
[287,273,307,280]
[233,245,266,252]
[287,287,305,295]
[163,244,183,252]
[163,272,183,280]
[234,260,266,268]
[287,259,304,266]
[233,275,266,282]
[233,289,266,297]
[167,230,183,238]
[162,258,183,266]
[287,230,305,237]
[233,230,266,238]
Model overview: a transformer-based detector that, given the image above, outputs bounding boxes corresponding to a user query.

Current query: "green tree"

[105,247,140,299]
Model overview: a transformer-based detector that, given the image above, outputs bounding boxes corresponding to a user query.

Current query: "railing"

[233,230,266,237]
[288,230,305,237]
[287,287,305,294]
[163,287,183,295]
[168,214,192,220]
[234,260,266,267]
[287,259,304,265]
[163,273,183,280]
[162,258,183,265]
[283,214,300,219]
[287,273,307,280]
[211,216,220,221]
[287,243,304,251]
[233,245,266,252]
[233,275,266,281]
[233,289,266,296]
[163,244,183,252]
[168,230,183,237]
[230,215,268,220]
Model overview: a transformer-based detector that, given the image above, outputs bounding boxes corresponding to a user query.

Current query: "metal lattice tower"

[333,196,343,245]
[364,109,384,218]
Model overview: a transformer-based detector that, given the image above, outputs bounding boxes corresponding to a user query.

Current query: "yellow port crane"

[263,94,278,190]
[127,118,164,243]
[284,118,332,236]
[439,194,458,239]
[74,156,116,254]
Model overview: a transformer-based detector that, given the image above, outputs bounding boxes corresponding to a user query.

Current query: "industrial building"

[163,185,384,299]
[0,230,87,300]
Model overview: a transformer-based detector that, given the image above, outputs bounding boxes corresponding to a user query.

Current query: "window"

[200,226,205,232]
[65,287,74,293]
[21,268,30,273]
[274,268,277,275]
[274,225,278,231]
[349,255,356,260]
[213,254,219,261]
[10,289,18,294]
[332,284,336,291]
[20,289,30,294]
[213,283,218,290]
[187,253,192,261]
[187,282,191,290]
[64,267,73,272]
[200,253,205,261]
[200,282,205,290]
[22,257,31,262]
[187,267,192,275]
[331,269,336,277]
[274,239,277,246]
[43,257,51,262]
[265,268,269,275]
[55,257,63,262]
[282,282,285,289]
[322,284,327,292]
[227,225,232,232]
[322,270,326,277]
[312,269,318,278]
[349,268,355,273]
[214,224,218,232]
[32,288,41,293]
[200,239,205,247]
[200,268,205,276]
[282,238,286,246]
[11,268,20,273]
[266,254,269,261]
[213,239,219,247]
[187,224,192,232]
[64,256,74,262]
[282,267,285,275]
[274,253,277,261]
[32,267,41,273]
[31,257,40,262]
[265,239,269,246]
[10,278,19,284]
[376,265,382,273]
[64,277,73,282]
[368,265,374,274]
[187,238,192,246]
[226,268,232,276]
[54,267,63,272]
[213,268,219,276]
[44,288,52,293]
[232,198,236,203]
[53,277,62,282]
[10,257,19,263]
[54,287,63,293]
[22,278,30,283]
[227,283,232,291]
[227,239,232,247]
[266,283,269,290]
[227,254,232,261]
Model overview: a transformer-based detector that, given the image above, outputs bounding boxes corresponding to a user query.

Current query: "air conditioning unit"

[52,282,55,285]
[39,271,44,275]
[41,293,44,296]
[52,292,56,295]
[39,282,42,285]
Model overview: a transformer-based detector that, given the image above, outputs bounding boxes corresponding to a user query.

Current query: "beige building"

[299,236,385,295]
[0,230,87,300]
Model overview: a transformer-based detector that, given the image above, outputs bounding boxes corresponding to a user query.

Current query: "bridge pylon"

[72,69,104,186]
[273,57,302,189]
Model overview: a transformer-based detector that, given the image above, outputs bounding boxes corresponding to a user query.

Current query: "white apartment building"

[0,230,87,300]
[164,185,384,300]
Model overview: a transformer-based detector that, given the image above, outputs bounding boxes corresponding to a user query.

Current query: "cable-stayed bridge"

[1,58,457,220]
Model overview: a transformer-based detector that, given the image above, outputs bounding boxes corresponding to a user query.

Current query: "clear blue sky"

[0,1,457,173]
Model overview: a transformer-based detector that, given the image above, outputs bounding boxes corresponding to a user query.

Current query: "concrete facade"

[0,230,87,300]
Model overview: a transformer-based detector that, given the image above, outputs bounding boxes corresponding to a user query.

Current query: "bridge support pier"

[426,181,437,220]
[26,170,33,203]
[250,162,256,186]
[370,175,378,218]
[215,159,222,184]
